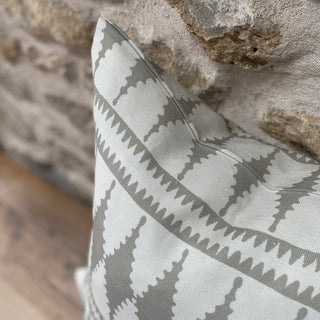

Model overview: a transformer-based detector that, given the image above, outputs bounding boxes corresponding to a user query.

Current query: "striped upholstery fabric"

[78,17,320,320]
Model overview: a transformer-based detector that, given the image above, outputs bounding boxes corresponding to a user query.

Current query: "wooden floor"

[0,153,92,319]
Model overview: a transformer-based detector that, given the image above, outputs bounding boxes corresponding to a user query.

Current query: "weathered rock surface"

[0,0,319,201]
[0,27,20,62]
[169,0,281,68]
[258,109,320,161]
[0,0,95,51]
[0,5,95,200]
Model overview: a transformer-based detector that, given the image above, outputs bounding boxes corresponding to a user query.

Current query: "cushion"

[79,17,320,320]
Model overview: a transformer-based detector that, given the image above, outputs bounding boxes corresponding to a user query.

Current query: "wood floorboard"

[0,153,92,319]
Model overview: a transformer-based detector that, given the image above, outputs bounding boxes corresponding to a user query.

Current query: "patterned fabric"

[78,17,320,320]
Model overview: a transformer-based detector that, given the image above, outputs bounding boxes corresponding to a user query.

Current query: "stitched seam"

[100,17,320,197]
[94,90,320,255]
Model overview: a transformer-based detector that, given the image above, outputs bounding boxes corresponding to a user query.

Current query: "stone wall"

[0,0,319,201]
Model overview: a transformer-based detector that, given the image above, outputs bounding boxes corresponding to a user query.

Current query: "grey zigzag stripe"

[105,216,146,319]
[143,98,182,142]
[96,19,320,195]
[269,167,320,232]
[219,149,279,217]
[94,88,320,272]
[195,136,320,199]
[224,117,318,166]
[200,277,243,320]
[91,180,116,272]
[177,136,234,181]
[235,132,318,166]
[285,150,319,165]
[99,18,318,171]
[95,130,320,313]
[143,96,198,143]
[135,249,189,320]
[93,21,126,75]
[112,58,155,106]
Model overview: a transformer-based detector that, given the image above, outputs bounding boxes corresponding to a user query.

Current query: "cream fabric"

[78,17,320,320]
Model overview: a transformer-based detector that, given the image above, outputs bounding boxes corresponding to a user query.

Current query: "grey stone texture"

[0,0,319,201]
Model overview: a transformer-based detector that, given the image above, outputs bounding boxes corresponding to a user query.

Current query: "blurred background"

[0,0,319,319]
